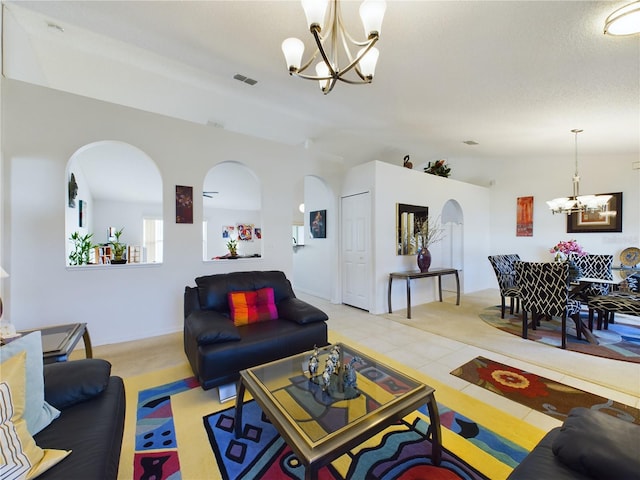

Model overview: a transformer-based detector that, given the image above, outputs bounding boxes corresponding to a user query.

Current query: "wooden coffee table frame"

[234,344,441,480]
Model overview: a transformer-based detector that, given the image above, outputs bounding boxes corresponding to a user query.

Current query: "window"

[143,218,163,263]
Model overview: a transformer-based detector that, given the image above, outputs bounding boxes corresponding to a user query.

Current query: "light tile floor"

[80,288,640,432]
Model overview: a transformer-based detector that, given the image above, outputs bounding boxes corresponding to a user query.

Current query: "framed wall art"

[175,185,193,224]
[567,192,622,233]
[310,210,326,238]
[396,203,428,255]
[516,196,533,237]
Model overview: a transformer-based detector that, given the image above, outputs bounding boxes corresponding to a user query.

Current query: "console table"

[388,268,460,319]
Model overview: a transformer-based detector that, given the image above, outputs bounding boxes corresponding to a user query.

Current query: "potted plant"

[226,239,238,258]
[424,159,451,177]
[69,232,96,265]
[110,228,127,264]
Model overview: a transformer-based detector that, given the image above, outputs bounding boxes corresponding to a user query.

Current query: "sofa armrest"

[184,286,202,318]
[185,310,241,346]
[43,358,112,410]
[277,297,328,325]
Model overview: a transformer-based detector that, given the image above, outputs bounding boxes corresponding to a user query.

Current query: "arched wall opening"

[65,141,162,266]
[440,198,464,292]
[202,161,262,260]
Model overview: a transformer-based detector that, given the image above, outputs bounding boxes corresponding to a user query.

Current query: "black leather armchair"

[184,270,329,390]
[35,359,126,480]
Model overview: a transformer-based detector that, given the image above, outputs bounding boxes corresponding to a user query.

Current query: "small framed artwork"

[175,185,193,224]
[222,226,235,238]
[78,200,86,227]
[254,227,262,239]
[567,192,622,233]
[516,196,533,237]
[310,210,326,238]
[396,203,427,255]
[237,224,254,241]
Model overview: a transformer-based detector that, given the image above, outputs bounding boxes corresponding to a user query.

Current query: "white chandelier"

[604,0,640,35]
[546,130,612,215]
[281,0,386,95]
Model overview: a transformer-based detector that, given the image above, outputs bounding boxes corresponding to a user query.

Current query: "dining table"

[569,276,622,344]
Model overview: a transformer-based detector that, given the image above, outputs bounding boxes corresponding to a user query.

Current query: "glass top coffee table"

[234,343,441,480]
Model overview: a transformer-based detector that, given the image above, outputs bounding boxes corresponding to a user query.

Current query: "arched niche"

[202,161,262,260]
[65,141,163,266]
[440,199,464,270]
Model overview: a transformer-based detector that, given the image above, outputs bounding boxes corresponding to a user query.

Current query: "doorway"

[341,192,371,310]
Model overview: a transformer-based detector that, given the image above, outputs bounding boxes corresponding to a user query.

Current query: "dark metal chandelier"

[281,0,386,95]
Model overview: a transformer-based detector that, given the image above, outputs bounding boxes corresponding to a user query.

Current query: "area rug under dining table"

[479,305,640,363]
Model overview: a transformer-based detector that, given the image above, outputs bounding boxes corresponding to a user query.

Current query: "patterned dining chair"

[514,261,582,349]
[569,253,614,298]
[488,254,521,318]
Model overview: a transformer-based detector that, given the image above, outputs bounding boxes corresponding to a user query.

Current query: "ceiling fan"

[203,191,218,198]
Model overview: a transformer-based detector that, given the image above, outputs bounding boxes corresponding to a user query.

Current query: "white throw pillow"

[0,331,60,435]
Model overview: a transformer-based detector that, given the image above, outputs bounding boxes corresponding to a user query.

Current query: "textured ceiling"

[3,0,639,173]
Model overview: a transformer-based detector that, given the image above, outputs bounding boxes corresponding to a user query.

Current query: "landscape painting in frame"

[175,185,193,224]
[516,196,533,237]
[567,192,622,233]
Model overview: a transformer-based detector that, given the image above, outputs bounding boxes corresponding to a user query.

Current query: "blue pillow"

[0,331,60,434]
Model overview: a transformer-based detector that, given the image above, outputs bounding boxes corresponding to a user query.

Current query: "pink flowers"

[550,239,587,260]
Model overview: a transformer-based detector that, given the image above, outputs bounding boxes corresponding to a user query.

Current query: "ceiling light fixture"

[546,129,612,215]
[282,0,386,95]
[604,1,640,35]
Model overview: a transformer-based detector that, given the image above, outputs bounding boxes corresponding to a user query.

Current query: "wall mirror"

[397,203,428,255]
[65,141,163,266]
[202,161,262,260]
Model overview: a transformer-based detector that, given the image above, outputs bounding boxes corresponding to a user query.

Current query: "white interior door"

[341,192,370,310]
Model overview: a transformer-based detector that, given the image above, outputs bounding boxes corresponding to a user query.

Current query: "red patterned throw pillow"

[228,288,278,326]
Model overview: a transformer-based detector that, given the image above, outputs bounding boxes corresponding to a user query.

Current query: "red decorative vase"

[417,247,431,272]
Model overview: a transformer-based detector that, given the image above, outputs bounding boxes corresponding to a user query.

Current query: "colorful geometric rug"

[204,400,487,479]
[479,305,640,364]
[119,333,548,480]
[451,356,640,425]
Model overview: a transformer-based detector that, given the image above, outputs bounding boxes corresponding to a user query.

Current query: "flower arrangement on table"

[549,239,587,262]
[416,216,446,250]
[424,159,451,178]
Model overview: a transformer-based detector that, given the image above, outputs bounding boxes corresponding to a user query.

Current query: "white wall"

[291,175,334,300]
[343,161,493,315]
[1,79,344,346]
[488,154,640,265]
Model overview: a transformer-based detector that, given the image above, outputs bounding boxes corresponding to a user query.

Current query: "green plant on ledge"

[110,228,127,262]
[424,159,451,178]
[226,239,238,257]
[69,232,96,265]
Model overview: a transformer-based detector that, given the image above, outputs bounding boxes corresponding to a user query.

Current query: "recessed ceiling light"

[463,140,479,145]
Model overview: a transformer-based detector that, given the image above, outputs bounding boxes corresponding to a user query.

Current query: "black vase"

[417,248,432,272]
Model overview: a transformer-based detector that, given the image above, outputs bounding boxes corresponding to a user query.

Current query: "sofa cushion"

[185,310,241,346]
[0,352,70,479]
[228,288,278,326]
[552,407,640,480]
[0,331,60,435]
[43,359,112,410]
[278,297,329,325]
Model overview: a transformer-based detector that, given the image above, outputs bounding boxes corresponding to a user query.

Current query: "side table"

[388,268,461,319]
[18,323,93,364]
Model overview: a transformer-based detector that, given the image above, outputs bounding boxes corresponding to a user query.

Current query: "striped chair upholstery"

[515,261,582,349]
[588,292,640,330]
[569,253,614,298]
[488,254,521,318]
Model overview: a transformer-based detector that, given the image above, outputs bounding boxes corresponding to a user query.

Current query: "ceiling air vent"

[463,140,479,145]
[233,74,258,86]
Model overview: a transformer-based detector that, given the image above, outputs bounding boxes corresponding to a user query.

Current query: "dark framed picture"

[310,210,326,238]
[175,185,193,224]
[78,200,86,227]
[397,203,428,255]
[567,192,622,233]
